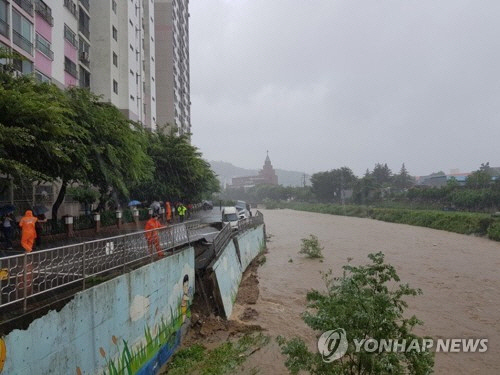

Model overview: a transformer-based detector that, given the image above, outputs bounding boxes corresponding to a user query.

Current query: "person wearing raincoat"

[18,210,38,252]
[165,201,172,223]
[144,214,165,258]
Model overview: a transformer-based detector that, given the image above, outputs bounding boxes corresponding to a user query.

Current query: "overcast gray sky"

[189,0,500,176]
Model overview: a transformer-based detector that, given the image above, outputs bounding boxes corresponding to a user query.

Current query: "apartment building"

[155,0,191,136]
[1,0,189,134]
[90,0,156,129]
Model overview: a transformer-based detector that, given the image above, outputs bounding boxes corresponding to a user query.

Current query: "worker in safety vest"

[177,203,187,223]
[144,214,165,257]
[18,210,38,252]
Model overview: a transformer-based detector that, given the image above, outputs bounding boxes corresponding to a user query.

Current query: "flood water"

[232,209,500,374]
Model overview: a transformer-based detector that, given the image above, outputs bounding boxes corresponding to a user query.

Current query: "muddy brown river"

[230,209,500,374]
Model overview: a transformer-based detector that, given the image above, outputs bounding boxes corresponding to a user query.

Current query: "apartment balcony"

[35,0,53,26]
[36,35,53,60]
[13,0,34,15]
[0,18,8,39]
[79,0,89,12]
[13,30,33,54]
[78,24,89,39]
[64,58,78,78]
[63,0,78,18]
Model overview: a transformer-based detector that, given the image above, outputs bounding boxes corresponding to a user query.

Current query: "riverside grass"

[266,202,500,241]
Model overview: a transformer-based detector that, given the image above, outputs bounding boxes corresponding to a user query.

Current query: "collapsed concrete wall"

[1,248,195,375]
[209,225,265,318]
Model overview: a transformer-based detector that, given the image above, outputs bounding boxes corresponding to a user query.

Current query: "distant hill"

[209,161,310,188]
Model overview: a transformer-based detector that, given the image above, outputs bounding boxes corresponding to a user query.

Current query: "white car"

[222,206,240,230]
[235,200,249,219]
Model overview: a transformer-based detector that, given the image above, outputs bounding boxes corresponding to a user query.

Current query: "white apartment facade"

[90,0,156,129]
[155,0,191,136]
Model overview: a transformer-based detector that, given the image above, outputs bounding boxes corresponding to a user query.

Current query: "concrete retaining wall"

[211,225,265,318]
[0,248,195,375]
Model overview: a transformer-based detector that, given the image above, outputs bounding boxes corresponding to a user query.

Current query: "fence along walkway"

[0,220,201,312]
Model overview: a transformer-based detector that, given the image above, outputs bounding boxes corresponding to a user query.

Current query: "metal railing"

[64,58,78,78]
[212,222,232,257]
[35,34,54,59]
[12,30,33,54]
[13,0,33,15]
[237,210,264,232]
[0,220,199,311]
[35,0,53,25]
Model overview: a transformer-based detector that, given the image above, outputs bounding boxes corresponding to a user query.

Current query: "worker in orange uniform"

[144,214,165,258]
[18,210,38,252]
[165,201,172,223]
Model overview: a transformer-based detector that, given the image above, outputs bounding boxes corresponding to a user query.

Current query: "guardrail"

[237,210,264,232]
[0,220,199,312]
[212,223,232,257]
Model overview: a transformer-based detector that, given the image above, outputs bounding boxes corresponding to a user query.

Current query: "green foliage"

[311,167,357,202]
[167,333,270,375]
[278,253,434,375]
[130,132,219,203]
[487,221,500,241]
[299,234,324,258]
[67,185,100,205]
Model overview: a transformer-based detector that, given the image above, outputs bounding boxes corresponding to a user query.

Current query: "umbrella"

[150,201,161,210]
[0,204,15,215]
[128,200,141,207]
[33,205,49,215]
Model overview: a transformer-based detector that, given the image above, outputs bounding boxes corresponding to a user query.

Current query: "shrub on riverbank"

[266,202,500,240]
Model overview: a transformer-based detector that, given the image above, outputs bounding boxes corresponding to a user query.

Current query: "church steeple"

[259,151,278,185]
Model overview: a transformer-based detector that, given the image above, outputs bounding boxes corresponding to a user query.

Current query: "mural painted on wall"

[0,248,195,375]
[0,338,5,372]
[84,274,193,375]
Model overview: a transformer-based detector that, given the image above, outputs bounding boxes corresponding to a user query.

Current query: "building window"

[152,76,154,82]
[130,69,133,76]
[12,10,33,54]
[0,1,8,39]
[13,58,33,74]
[129,44,133,51]
[79,7,90,39]
[64,57,78,78]
[112,0,117,14]
[35,33,53,59]
[112,26,117,41]
[152,97,155,101]
[79,37,90,64]
[35,70,51,83]
[64,24,78,48]
[130,95,134,101]
[129,19,133,27]
[112,52,118,66]
[113,79,118,94]
[79,66,90,88]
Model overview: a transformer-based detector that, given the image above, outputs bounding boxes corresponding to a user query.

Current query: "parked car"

[222,207,239,230]
[235,200,249,219]
[202,200,213,210]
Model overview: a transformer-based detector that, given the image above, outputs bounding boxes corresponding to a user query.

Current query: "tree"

[0,71,78,184]
[311,167,357,202]
[393,163,414,190]
[130,133,219,203]
[466,170,491,190]
[65,88,153,211]
[371,163,392,186]
[278,252,434,374]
